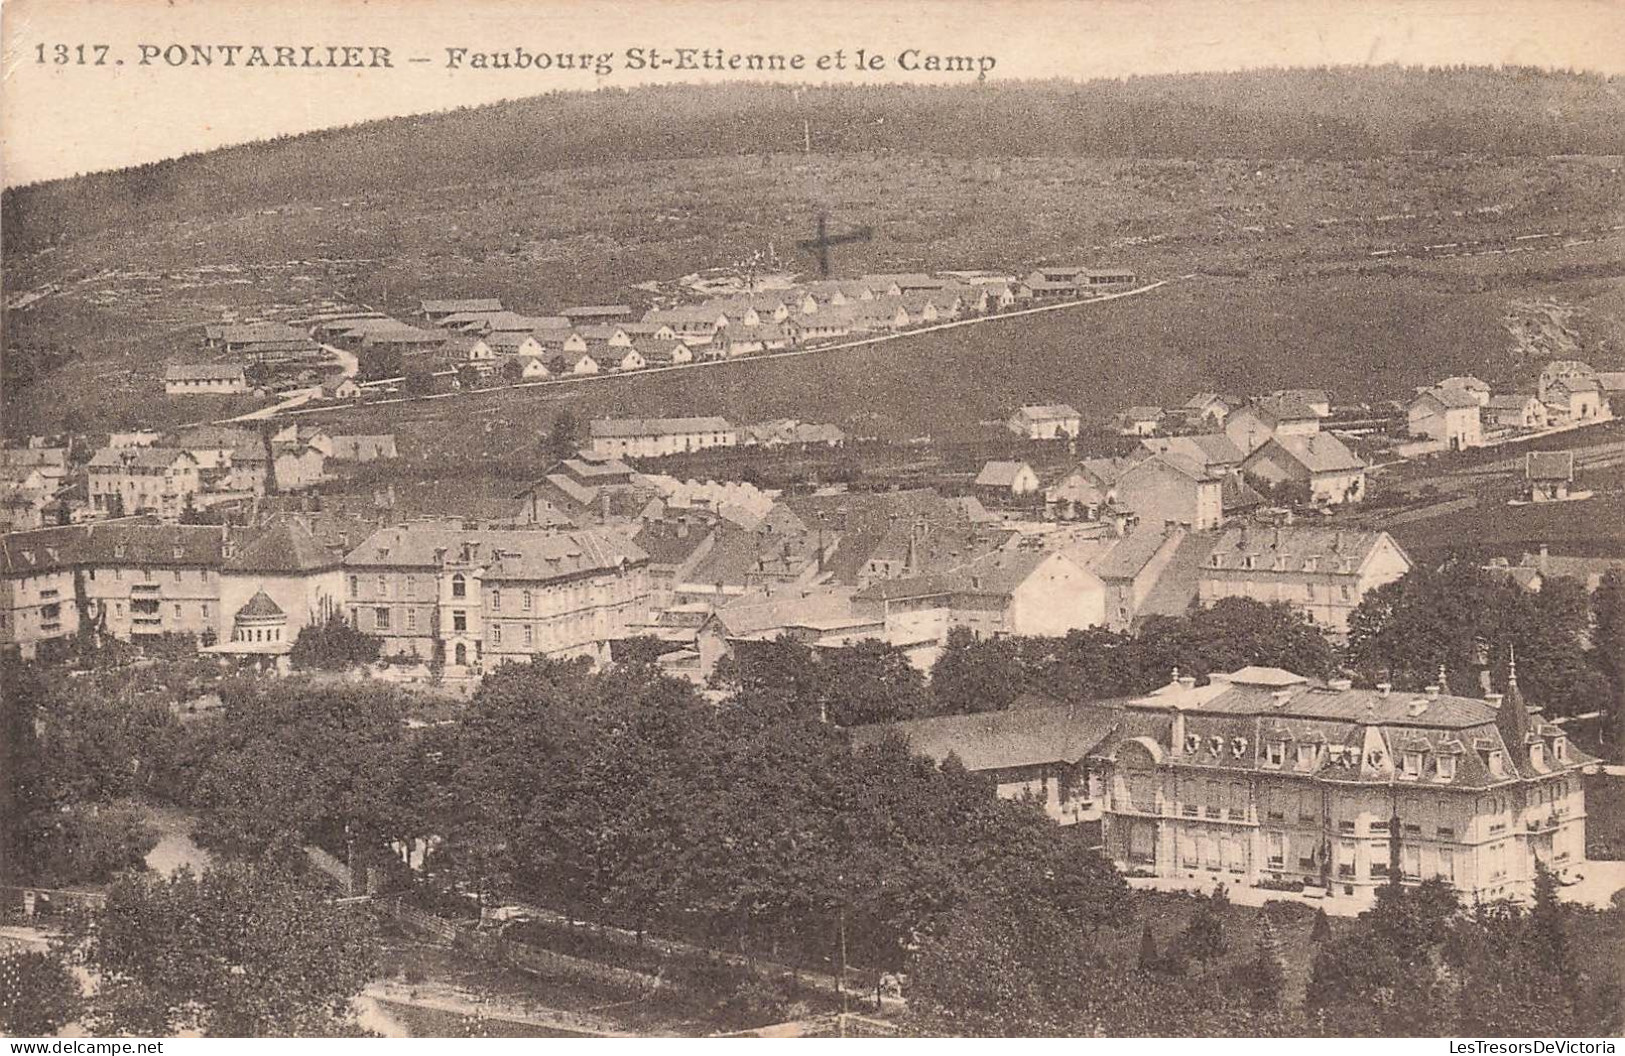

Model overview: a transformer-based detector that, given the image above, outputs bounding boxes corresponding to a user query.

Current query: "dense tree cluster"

[70,864,378,1037]
[435,658,1125,971]
[289,614,382,671]
[1348,560,1615,722]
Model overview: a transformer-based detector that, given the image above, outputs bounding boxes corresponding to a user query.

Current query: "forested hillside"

[5,66,1624,256]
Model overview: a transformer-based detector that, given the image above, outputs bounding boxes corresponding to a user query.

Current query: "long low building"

[588,417,737,459]
[857,664,1592,909]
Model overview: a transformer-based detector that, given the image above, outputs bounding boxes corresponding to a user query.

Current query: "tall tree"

[74,864,378,1037]
[929,627,1024,715]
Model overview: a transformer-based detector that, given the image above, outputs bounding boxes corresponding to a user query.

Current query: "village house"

[510,355,552,380]
[607,347,648,372]
[1,447,69,487]
[342,524,651,669]
[1538,360,1595,402]
[477,331,543,359]
[973,461,1042,505]
[850,703,1117,825]
[632,512,721,613]
[1435,376,1492,407]
[1197,525,1410,634]
[270,441,326,492]
[1524,451,1575,503]
[1595,372,1625,414]
[1113,452,1225,532]
[1085,526,1192,632]
[1544,376,1606,425]
[1180,393,1236,429]
[1408,387,1484,450]
[1269,389,1332,418]
[1088,664,1590,905]
[88,447,202,520]
[1487,394,1548,431]
[1116,407,1165,437]
[852,547,1107,648]
[512,454,650,529]
[588,417,737,459]
[531,329,591,355]
[1140,434,1245,480]
[549,349,602,376]
[576,324,635,348]
[635,340,694,368]
[164,363,249,396]
[1044,464,1120,522]
[739,420,846,448]
[1242,432,1367,505]
[1224,395,1322,455]
[1007,404,1082,440]
[322,378,364,400]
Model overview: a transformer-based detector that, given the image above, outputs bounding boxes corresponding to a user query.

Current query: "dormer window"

[1296,743,1316,769]
[1242,555,1256,570]
[1554,737,1568,762]
[452,573,466,598]
[1488,750,1506,778]
[1437,755,1457,781]
[1264,741,1285,768]
[1401,752,1422,779]
[1529,741,1544,768]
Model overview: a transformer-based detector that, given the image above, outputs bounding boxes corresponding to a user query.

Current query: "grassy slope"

[4,72,1625,439]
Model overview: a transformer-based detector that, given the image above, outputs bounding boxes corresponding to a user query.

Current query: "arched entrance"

[454,642,467,666]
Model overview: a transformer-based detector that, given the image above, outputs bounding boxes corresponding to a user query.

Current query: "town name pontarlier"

[137,44,396,67]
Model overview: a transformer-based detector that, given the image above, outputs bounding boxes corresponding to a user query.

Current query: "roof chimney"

[1376,682,1392,697]
[1485,692,1504,708]
[1425,684,1441,699]
[1271,690,1292,707]
[1178,676,1196,690]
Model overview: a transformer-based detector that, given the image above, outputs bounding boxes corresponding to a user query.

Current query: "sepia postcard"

[2,0,1624,1044]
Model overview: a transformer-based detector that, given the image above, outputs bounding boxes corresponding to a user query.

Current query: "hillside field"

[4,73,1625,440]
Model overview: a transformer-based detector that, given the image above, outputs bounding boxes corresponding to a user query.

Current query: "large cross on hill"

[797,214,873,277]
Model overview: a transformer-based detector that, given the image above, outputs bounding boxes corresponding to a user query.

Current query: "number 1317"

[36,43,112,65]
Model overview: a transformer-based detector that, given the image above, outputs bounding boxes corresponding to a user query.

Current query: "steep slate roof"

[88,447,197,470]
[225,518,340,573]
[234,590,286,619]
[1259,432,1365,474]
[1090,528,1177,581]
[1205,525,1395,572]
[0,522,223,574]
[345,525,647,580]
[1135,533,1224,618]
[713,587,862,637]
[974,460,1032,488]
[1415,386,1482,410]
[1142,434,1244,470]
